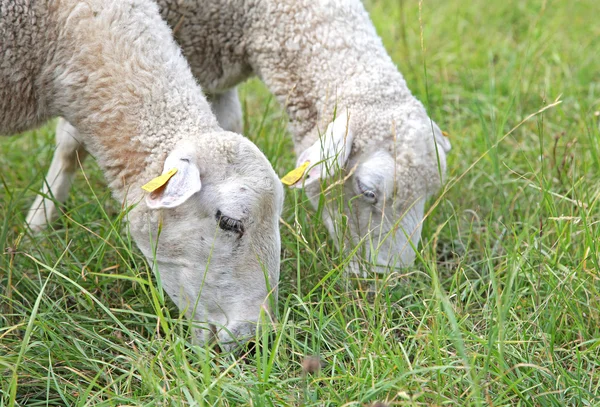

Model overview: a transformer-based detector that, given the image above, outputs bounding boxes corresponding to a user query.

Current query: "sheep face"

[293,114,450,274]
[340,150,429,274]
[131,137,283,350]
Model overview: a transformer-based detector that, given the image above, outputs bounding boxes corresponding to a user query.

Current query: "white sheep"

[33,0,451,272]
[1,0,284,350]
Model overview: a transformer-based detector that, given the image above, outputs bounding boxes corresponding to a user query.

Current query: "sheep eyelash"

[216,210,245,235]
[356,178,378,204]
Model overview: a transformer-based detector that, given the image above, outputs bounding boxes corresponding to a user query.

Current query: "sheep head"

[290,111,451,274]
[131,135,283,351]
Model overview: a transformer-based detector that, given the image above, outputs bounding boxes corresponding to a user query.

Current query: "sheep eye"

[363,190,376,200]
[356,179,378,204]
[216,210,244,235]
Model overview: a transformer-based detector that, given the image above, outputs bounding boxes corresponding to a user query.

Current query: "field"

[1,0,599,405]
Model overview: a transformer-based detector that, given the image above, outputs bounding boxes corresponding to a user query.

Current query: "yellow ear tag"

[141,168,178,192]
[281,161,310,186]
[441,130,450,138]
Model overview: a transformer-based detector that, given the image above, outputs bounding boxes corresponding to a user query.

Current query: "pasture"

[1,0,599,405]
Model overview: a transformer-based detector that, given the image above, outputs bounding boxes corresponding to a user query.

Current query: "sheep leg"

[26,118,88,231]
[208,88,243,134]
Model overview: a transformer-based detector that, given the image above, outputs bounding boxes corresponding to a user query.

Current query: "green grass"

[2,0,600,405]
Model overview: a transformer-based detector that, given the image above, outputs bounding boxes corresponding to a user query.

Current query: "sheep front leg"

[26,118,88,231]
[207,88,243,134]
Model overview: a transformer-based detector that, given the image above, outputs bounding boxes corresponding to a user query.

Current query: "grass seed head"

[301,355,322,374]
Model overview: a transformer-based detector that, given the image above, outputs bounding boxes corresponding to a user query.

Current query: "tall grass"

[1,0,599,405]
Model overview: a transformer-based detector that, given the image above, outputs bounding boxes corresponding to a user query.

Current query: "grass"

[1,0,600,405]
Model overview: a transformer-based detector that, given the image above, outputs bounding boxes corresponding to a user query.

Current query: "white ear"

[432,121,451,153]
[145,145,202,209]
[294,114,354,188]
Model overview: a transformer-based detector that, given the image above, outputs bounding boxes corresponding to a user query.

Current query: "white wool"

[29,0,452,273]
[1,0,283,349]
[156,0,451,269]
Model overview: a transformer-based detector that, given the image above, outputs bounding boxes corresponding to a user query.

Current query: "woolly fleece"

[0,0,283,348]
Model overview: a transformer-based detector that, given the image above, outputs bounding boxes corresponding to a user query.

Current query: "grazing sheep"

[33,0,451,272]
[1,0,284,350]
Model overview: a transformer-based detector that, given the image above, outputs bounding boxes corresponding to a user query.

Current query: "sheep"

[1,0,284,350]
[32,0,451,273]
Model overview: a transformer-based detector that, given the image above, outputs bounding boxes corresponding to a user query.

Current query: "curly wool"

[0,0,222,201]
[157,0,450,201]
[1,0,284,348]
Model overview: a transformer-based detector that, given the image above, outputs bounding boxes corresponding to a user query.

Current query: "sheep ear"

[145,147,202,209]
[431,121,451,153]
[293,114,354,188]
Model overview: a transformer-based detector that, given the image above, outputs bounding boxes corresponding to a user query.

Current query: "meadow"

[1,0,599,405]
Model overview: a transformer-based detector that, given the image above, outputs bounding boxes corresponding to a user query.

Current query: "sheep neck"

[245,0,414,151]
[44,1,220,203]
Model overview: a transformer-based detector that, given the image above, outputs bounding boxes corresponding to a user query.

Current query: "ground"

[1,0,599,405]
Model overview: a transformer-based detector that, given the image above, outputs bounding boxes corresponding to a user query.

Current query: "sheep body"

[1,0,283,349]
[156,0,451,269]
[30,0,451,270]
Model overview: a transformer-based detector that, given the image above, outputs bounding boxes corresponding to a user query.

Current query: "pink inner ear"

[145,180,176,209]
[145,192,162,209]
[306,166,321,181]
[149,186,165,200]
